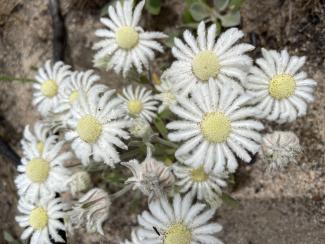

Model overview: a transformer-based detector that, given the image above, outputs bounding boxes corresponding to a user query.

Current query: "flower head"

[65,87,130,166]
[15,137,72,202]
[122,149,175,200]
[173,163,228,207]
[52,70,107,130]
[119,85,158,122]
[21,121,54,157]
[245,48,317,123]
[33,60,71,116]
[137,193,223,244]
[93,0,167,76]
[169,21,254,94]
[68,188,110,235]
[260,131,302,172]
[15,197,67,244]
[167,81,263,173]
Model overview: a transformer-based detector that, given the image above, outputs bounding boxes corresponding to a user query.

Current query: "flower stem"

[152,135,178,149]
[0,76,35,83]
[110,184,133,200]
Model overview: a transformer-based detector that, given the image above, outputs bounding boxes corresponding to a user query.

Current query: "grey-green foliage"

[145,0,161,15]
[184,0,245,31]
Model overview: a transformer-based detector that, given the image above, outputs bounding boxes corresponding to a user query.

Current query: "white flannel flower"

[245,48,317,123]
[94,0,167,76]
[137,193,223,244]
[155,68,180,113]
[33,60,71,116]
[65,87,129,166]
[15,137,72,203]
[119,85,158,122]
[260,131,302,172]
[170,21,254,94]
[21,121,54,157]
[53,70,107,129]
[173,163,227,207]
[15,197,67,244]
[167,81,263,173]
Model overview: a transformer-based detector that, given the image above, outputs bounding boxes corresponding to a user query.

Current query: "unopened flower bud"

[66,171,92,198]
[122,154,175,201]
[129,118,152,139]
[68,188,110,235]
[260,131,302,172]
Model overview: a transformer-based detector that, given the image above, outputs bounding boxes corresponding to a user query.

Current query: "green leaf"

[182,8,195,24]
[158,109,173,120]
[229,0,245,11]
[189,2,211,21]
[221,192,240,208]
[100,2,110,17]
[145,0,161,15]
[213,19,222,35]
[219,10,241,27]
[3,231,20,244]
[138,74,150,84]
[153,117,168,139]
[214,0,229,11]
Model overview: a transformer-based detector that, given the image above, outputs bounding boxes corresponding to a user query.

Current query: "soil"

[0,0,324,243]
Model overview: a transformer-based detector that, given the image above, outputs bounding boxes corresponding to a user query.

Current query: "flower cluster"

[14,1,317,243]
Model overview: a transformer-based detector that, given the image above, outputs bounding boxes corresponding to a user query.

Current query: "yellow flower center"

[116,26,139,49]
[164,223,191,244]
[77,115,102,143]
[191,166,208,182]
[268,74,296,100]
[41,80,58,98]
[127,99,143,116]
[69,90,79,104]
[192,51,220,81]
[29,207,48,230]
[200,112,231,143]
[36,142,44,154]
[26,158,50,183]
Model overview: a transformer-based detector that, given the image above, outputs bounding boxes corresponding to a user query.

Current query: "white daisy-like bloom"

[53,70,107,128]
[93,0,167,77]
[260,131,302,172]
[155,68,180,113]
[137,193,223,244]
[33,60,71,116]
[15,137,72,202]
[119,85,158,122]
[124,230,143,244]
[15,197,66,244]
[245,48,317,123]
[21,121,54,157]
[173,163,227,207]
[65,87,130,166]
[170,21,254,94]
[167,81,264,173]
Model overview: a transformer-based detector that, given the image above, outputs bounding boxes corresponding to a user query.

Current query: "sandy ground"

[0,0,324,243]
